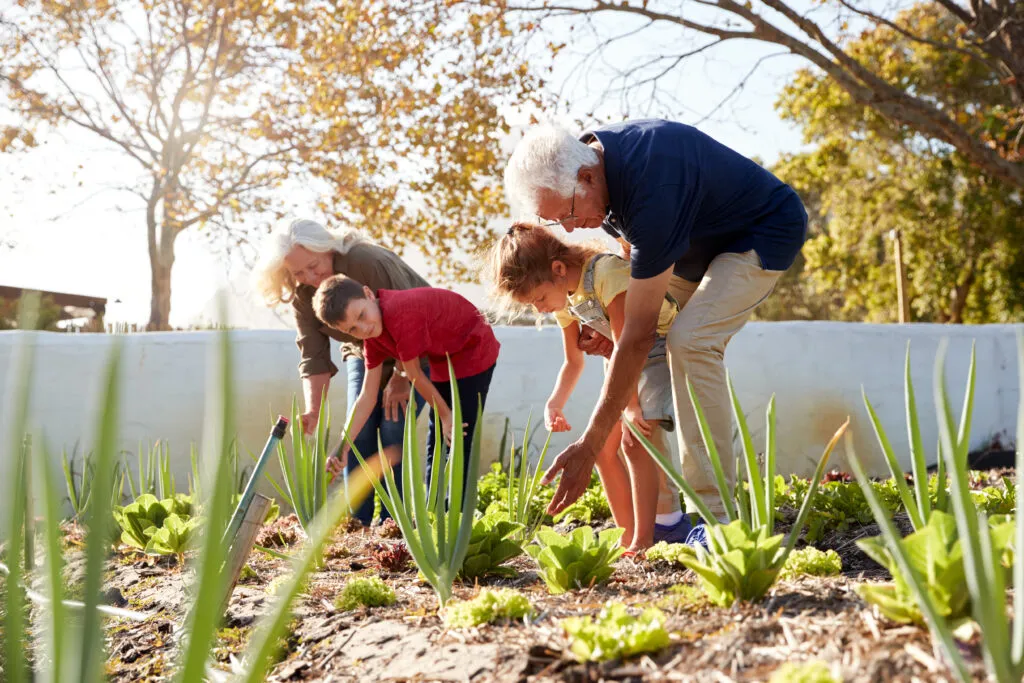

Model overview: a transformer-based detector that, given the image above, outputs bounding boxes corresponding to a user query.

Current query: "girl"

[487,223,689,552]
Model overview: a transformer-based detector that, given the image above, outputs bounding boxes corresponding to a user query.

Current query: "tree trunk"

[146,185,177,331]
[148,244,174,331]
[947,266,976,324]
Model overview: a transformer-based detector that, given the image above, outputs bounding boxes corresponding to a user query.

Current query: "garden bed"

[82,509,989,683]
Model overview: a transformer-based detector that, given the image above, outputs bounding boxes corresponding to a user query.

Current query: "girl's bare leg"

[621,431,662,551]
[594,421,636,547]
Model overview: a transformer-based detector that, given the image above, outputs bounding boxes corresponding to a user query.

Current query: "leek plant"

[501,414,552,545]
[61,448,126,519]
[861,342,953,531]
[627,373,849,605]
[262,397,330,534]
[351,358,481,608]
[125,440,176,500]
[0,298,374,682]
[847,334,1024,683]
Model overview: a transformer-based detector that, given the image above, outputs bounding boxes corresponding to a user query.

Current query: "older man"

[504,119,807,528]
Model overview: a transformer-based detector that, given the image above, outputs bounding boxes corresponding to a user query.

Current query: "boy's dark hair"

[313,274,368,326]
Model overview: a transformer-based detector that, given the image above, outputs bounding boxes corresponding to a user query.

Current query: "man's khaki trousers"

[664,249,783,519]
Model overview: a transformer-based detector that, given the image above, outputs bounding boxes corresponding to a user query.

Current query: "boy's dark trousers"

[423,363,496,494]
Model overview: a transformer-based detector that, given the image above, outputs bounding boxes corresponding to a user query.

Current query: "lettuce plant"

[555,478,612,525]
[670,521,788,607]
[847,334,1024,683]
[370,541,411,572]
[972,480,1016,516]
[145,513,204,565]
[769,661,839,683]
[778,547,842,580]
[644,541,689,567]
[476,463,508,513]
[112,493,175,550]
[351,357,481,608]
[445,588,533,628]
[561,603,670,662]
[458,514,523,580]
[526,526,624,594]
[627,373,849,605]
[335,576,396,611]
[856,509,1013,626]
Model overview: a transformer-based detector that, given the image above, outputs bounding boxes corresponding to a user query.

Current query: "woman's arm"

[328,364,383,474]
[545,324,586,432]
[301,373,331,434]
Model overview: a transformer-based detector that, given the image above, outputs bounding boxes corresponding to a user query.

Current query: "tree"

[769,3,1024,323]
[1,0,538,328]
[496,0,1023,190]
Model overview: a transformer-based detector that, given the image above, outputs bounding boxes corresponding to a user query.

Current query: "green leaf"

[526,526,622,594]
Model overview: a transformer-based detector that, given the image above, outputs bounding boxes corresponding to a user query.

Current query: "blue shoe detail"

[684,522,710,549]
[652,516,694,544]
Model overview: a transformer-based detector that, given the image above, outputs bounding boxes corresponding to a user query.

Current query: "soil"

[75,510,992,683]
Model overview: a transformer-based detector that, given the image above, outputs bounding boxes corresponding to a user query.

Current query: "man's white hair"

[254,218,366,306]
[504,123,599,216]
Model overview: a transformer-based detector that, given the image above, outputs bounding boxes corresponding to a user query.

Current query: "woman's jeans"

[344,358,425,524]
[424,364,496,497]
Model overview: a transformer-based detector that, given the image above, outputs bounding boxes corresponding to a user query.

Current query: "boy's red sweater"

[364,288,500,382]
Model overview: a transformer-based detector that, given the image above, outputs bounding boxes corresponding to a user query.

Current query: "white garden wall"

[1,323,1021,501]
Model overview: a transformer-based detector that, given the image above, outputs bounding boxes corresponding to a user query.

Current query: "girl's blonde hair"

[485,222,601,314]
[254,218,366,306]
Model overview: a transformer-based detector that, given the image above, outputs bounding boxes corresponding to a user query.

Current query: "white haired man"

[505,119,807,541]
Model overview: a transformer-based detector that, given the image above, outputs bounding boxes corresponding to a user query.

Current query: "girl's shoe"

[652,515,693,544]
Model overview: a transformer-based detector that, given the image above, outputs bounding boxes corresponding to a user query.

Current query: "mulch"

[77,509,992,683]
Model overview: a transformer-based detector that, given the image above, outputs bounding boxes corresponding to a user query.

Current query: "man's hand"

[577,325,613,358]
[382,373,411,422]
[544,402,571,433]
[541,436,599,515]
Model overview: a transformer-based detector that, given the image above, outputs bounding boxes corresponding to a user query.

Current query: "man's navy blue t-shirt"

[582,119,808,281]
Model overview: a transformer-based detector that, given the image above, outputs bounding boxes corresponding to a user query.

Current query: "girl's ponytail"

[484,222,597,315]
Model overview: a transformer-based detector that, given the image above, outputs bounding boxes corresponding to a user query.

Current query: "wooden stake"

[219,494,272,614]
[891,229,911,323]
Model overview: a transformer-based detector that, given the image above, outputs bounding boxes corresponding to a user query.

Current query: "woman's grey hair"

[503,123,599,216]
[254,218,366,306]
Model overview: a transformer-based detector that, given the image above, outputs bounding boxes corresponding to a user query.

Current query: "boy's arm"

[400,357,459,443]
[545,324,586,432]
[329,364,383,474]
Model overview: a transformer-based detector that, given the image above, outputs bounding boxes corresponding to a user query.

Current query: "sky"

[0,8,812,329]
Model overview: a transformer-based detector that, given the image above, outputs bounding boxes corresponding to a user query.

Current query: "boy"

[314,275,500,486]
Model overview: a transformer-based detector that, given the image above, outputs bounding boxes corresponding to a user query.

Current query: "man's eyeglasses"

[538,182,576,229]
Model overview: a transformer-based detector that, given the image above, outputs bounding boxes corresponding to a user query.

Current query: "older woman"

[256,218,429,525]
